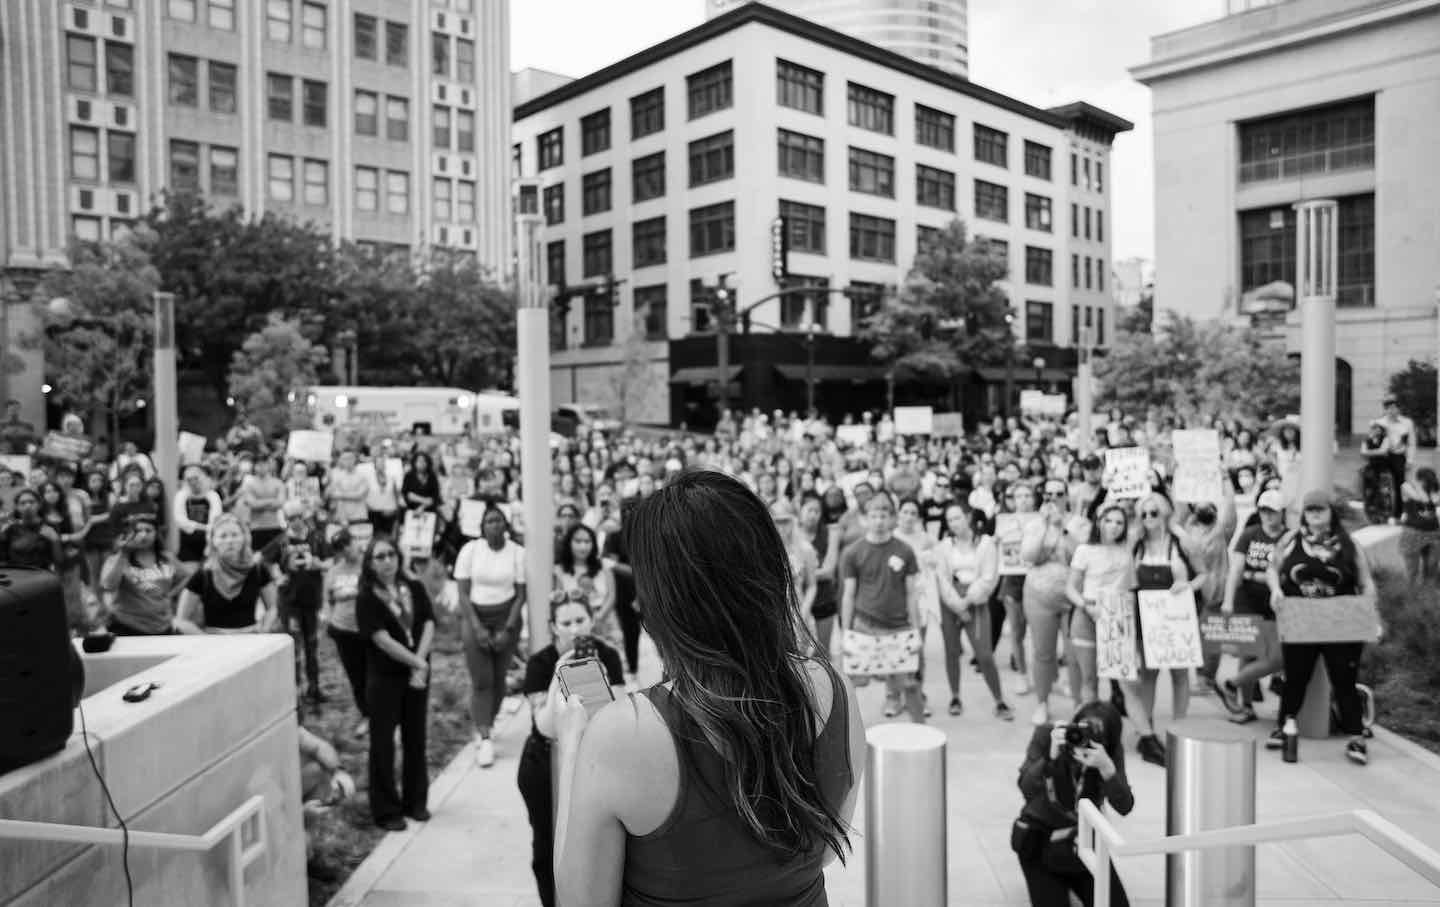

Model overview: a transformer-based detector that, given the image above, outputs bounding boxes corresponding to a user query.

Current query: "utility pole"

[152,292,179,554]
[703,274,733,412]
[1077,325,1095,454]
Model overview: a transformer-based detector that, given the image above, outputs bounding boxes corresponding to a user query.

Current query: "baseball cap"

[1081,454,1103,470]
[1256,490,1284,512]
[1301,489,1333,511]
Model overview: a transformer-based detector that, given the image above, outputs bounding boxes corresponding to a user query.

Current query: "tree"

[227,314,329,437]
[1387,359,1437,440]
[1118,290,1154,334]
[608,315,662,428]
[27,237,161,442]
[1095,312,1299,423]
[858,219,1011,398]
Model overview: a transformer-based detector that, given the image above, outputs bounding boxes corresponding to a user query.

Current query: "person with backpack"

[264,500,333,703]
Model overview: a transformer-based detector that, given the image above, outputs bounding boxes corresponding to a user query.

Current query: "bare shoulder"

[585,690,680,834]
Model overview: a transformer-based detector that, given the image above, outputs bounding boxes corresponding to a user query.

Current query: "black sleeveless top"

[1277,535,1359,598]
[622,661,852,906]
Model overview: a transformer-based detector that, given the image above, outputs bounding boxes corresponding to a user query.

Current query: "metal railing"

[1238,143,1374,184]
[1076,799,1440,906]
[0,795,268,907]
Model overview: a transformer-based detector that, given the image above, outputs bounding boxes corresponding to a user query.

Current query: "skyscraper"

[705,0,969,77]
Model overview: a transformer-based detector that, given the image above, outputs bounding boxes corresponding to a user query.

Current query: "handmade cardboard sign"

[1275,596,1381,644]
[1137,587,1204,669]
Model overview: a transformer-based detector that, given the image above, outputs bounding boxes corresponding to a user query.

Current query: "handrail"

[0,795,268,907]
[1076,799,1440,906]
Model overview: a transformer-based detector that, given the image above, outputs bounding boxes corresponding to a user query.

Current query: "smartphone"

[555,657,615,719]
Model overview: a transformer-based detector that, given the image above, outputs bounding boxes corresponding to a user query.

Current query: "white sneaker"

[476,738,495,768]
[1013,676,1033,697]
[1031,702,1050,726]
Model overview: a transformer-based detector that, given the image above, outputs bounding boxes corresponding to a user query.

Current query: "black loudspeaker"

[0,567,85,775]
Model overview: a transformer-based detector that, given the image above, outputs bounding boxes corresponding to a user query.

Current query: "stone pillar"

[515,199,552,650]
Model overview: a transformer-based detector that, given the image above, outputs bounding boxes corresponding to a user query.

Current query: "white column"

[1077,325,1094,454]
[516,208,552,649]
[1294,200,1339,500]
[152,293,179,554]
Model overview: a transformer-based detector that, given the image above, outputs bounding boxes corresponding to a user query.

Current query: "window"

[980,236,1009,274]
[354,14,377,59]
[546,239,566,288]
[167,54,198,106]
[433,178,452,220]
[974,179,1008,222]
[266,73,292,121]
[456,39,474,82]
[630,87,664,138]
[582,169,611,216]
[209,0,235,30]
[849,213,895,263]
[543,184,564,225]
[974,124,1007,167]
[1082,158,1091,191]
[105,131,136,183]
[776,59,823,115]
[780,199,825,254]
[778,129,824,183]
[848,147,894,197]
[301,159,326,205]
[1098,267,1105,293]
[385,96,408,140]
[633,216,666,268]
[1071,203,1078,238]
[168,0,196,21]
[72,216,102,242]
[266,0,292,42]
[433,105,451,148]
[456,110,475,152]
[385,170,409,214]
[1072,305,1080,342]
[847,82,894,135]
[1336,194,1374,306]
[302,80,326,127]
[431,32,450,77]
[688,130,734,186]
[354,166,378,211]
[210,146,238,195]
[581,109,611,156]
[780,275,829,330]
[915,104,955,151]
[537,127,563,170]
[301,2,325,48]
[1083,207,1091,240]
[456,181,475,221]
[1023,141,1052,180]
[354,91,378,135]
[583,290,614,347]
[67,36,98,92]
[208,62,236,113]
[1024,193,1052,232]
[635,285,667,340]
[1096,162,1104,192]
[1237,97,1374,184]
[70,127,100,180]
[848,281,885,328]
[105,43,134,97]
[1071,254,1080,288]
[1070,152,1078,186]
[918,226,941,254]
[689,201,735,257]
[582,229,612,278]
[1026,301,1053,343]
[386,22,408,66]
[916,164,955,210]
[1097,210,1104,243]
[512,143,522,179]
[267,154,293,201]
[169,139,199,192]
[687,61,732,120]
[1025,246,1053,286]
[1096,310,1105,346]
[1238,195,1375,306]
[632,151,665,202]
[1084,256,1092,289]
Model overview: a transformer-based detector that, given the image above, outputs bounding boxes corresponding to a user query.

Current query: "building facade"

[705,0,970,78]
[1132,0,1440,434]
[0,0,512,427]
[514,3,1128,426]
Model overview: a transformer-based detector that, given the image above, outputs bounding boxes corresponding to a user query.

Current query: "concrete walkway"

[330,630,1440,907]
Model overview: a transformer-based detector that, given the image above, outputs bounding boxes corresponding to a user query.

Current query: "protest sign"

[841,628,921,678]
[994,512,1042,576]
[1096,589,1140,682]
[38,432,92,463]
[931,412,965,437]
[0,455,31,476]
[1172,429,1224,503]
[893,406,934,436]
[384,457,405,486]
[178,431,207,465]
[400,510,436,559]
[458,499,486,538]
[836,425,870,448]
[1275,596,1381,644]
[1136,588,1204,669]
[1103,447,1151,499]
[1198,612,1265,658]
[286,429,335,463]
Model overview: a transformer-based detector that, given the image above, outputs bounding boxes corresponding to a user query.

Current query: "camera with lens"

[1060,717,1105,751]
[571,635,596,660]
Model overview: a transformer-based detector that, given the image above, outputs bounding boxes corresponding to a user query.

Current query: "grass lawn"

[1362,571,1440,756]
[302,604,478,907]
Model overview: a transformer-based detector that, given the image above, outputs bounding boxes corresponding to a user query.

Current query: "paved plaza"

[332,630,1440,907]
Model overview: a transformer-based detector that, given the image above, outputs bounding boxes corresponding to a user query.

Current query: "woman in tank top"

[1399,467,1439,585]
[547,469,865,907]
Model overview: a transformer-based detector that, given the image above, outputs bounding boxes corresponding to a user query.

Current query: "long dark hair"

[556,522,601,577]
[1070,700,1125,765]
[1417,468,1439,496]
[625,469,850,863]
[358,537,404,598]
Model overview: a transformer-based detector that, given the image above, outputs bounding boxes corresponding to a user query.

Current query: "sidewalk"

[331,631,1440,907]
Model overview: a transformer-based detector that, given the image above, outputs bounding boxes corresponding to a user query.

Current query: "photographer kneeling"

[1013,701,1132,906]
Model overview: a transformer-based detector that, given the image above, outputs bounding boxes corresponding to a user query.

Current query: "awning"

[669,365,743,386]
[774,364,887,383]
[976,366,1074,383]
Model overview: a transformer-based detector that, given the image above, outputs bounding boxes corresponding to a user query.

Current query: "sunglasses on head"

[1141,509,1163,518]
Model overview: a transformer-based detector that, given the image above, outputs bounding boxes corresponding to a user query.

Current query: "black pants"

[516,735,556,907]
[285,604,321,692]
[367,673,429,823]
[1388,455,1408,520]
[1279,641,1364,734]
[615,598,642,675]
[327,626,368,718]
[1019,853,1130,907]
[989,593,1007,651]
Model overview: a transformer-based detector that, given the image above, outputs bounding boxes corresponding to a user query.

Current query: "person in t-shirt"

[840,491,922,721]
[264,500,332,703]
[172,465,222,565]
[238,456,287,551]
[325,449,372,528]
[0,399,37,454]
[98,512,188,636]
[176,513,276,633]
[1217,489,1287,723]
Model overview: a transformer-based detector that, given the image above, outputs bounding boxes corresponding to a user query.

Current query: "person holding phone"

[516,596,624,907]
[98,512,188,636]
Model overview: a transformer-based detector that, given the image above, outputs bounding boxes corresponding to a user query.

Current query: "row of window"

[66,35,133,96]
[166,55,239,113]
[162,139,412,214]
[1023,302,1107,347]
[1070,204,1106,243]
[1069,254,1106,293]
[165,0,236,31]
[431,31,477,82]
[68,126,137,185]
[354,14,410,67]
[1070,152,1104,193]
[430,178,478,223]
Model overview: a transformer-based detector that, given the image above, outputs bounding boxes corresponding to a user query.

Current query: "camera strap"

[1043,767,1081,826]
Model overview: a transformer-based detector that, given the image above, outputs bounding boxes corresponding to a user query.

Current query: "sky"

[510,0,1224,264]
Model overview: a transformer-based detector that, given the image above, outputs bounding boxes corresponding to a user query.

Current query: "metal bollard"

[865,723,946,907]
[1296,659,1333,740]
[1166,725,1257,907]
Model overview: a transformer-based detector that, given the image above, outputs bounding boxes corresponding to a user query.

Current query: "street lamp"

[1003,312,1017,418]
[1033,356,1046,392]
[801,320,818,417]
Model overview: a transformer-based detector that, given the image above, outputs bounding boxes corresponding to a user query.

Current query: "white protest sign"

[1103,447,1151,499]
[458,498,486,538]
[1096,589,1140,681]
[932,412,965,437]
[286,429,335,463]
[841,628,921,678]
[893,406,934,436]
[400,510,436,559]
[994,512,1042,576]
[836,425,870,448]
[1171,429,1224,503]
[0,454,30,477]
[1136,588,1204,669]
[178,431,207,465]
